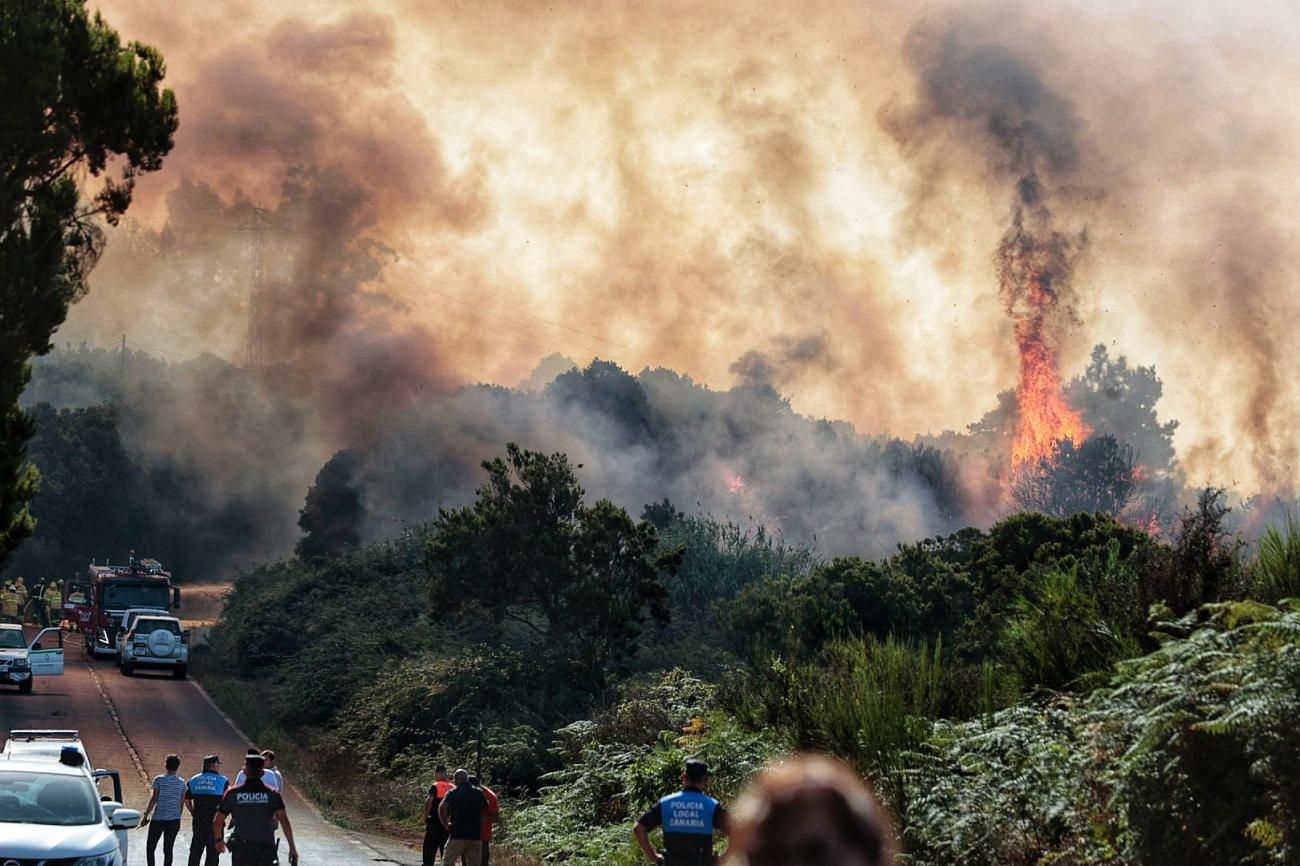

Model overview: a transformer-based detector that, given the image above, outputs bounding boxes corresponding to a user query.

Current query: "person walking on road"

[423,766,454,866]
[143,754,188,866]
[235,749,283,791]
[214,751,299,866]
[14,578,27,621]
[438,768,488,866]
[468,775,500,866]
[633,759,729,866]
[185,754,229,866]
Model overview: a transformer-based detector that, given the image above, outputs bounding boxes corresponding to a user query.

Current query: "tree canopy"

[427,444,677,690]
[0,0,177,563]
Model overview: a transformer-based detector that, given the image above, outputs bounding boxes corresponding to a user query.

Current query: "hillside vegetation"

[199,441,1300,865]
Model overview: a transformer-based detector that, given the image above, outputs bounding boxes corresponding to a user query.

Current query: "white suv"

[113,608,171,659]
[0,757,141,865]
[0,624,65,693]
[119,615,189,679]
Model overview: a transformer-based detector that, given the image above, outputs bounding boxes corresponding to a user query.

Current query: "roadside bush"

[504,672,787,866]
[337,645,550,789]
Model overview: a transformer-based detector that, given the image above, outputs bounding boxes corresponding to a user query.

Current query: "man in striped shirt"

[143,754,188,866]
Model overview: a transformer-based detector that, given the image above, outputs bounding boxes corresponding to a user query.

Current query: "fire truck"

[64,555,181,659]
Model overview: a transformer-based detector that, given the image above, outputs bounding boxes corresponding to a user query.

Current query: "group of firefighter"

[0,577,72,627]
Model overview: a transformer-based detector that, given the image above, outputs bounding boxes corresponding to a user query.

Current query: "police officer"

[634,759,729,866]
[213,752,299,866]
[185,754,229,866]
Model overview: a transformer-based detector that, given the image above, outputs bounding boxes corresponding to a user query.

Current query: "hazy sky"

[66,0,1300,496]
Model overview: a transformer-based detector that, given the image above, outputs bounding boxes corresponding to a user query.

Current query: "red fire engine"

[64,555,181,659]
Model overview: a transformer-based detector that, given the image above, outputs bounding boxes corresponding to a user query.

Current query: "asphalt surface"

[0,628,422,866]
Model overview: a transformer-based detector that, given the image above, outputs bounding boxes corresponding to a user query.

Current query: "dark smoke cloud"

[730,332,834,389]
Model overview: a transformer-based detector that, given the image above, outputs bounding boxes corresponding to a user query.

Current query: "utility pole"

[120,333,127,378]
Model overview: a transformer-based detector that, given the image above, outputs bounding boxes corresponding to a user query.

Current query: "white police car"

[0,756,141,865]
[2,732,136,862]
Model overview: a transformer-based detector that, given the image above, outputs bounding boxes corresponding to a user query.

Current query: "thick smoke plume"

[24,0,1299,577]
[884,20,1092,468]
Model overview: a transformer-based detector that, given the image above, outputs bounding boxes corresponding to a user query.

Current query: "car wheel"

[18,678,32,694]
[173,665,188,680]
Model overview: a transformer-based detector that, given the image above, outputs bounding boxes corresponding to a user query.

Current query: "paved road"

[1,631,421,866]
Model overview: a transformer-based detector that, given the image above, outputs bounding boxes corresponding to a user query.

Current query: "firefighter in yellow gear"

[0,584,19,624]
[43,582,62,628]
[14,578,28,622]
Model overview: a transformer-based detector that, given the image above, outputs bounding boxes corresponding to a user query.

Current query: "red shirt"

[480,784,500,841]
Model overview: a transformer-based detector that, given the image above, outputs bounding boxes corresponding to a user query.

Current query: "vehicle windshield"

[104,583,169,610]
[0,770,100,825]
[0,630,25,649]
[135,619,181,635]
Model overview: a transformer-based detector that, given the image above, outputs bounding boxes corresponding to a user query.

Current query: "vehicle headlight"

[12,658,30,669]
[71,852,118,866]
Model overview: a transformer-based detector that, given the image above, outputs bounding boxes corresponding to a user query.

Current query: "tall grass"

[1252,512,1300,602]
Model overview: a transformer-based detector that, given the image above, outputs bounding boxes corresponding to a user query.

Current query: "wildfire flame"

[1011,289,1090,468]
[999,192,1090,470]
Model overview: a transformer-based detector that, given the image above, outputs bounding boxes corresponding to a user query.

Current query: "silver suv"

[119,616,188,679]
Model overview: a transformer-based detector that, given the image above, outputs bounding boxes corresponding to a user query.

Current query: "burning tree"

[999,177,1091,471]
[1011,434,1137,518]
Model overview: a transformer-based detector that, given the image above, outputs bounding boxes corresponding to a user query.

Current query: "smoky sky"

[54,0,1300,508]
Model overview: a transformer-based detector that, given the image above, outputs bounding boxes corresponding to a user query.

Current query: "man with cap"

[214,750,299,866]
[438,768,488,866]
[185,754,229,866]
[633,759,729,866]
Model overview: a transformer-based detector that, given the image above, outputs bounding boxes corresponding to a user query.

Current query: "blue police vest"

[187,771,228,797]
[659,789,718,835]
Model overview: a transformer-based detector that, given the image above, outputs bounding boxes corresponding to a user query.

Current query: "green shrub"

[1252,513,1300,603]
[903,600,1300,866]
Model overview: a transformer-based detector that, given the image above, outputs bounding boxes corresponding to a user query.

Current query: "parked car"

[2,729,89,764]
[2,730,132,861]
[119,615,188,678]
[0,756,141,865]
[0,624,65,693]
[112,607,172,659]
